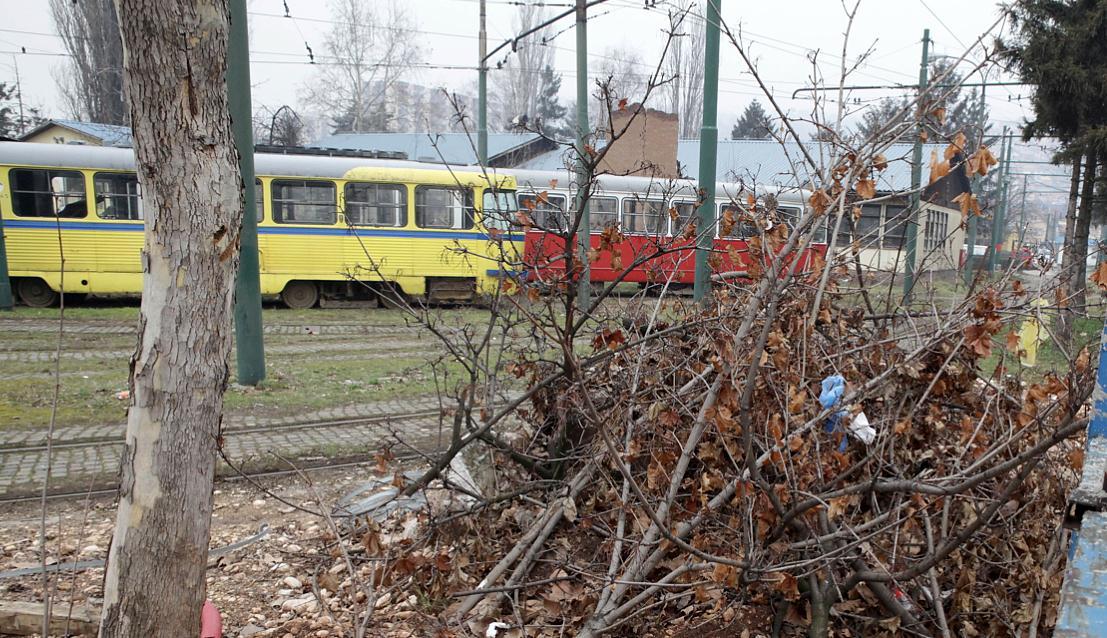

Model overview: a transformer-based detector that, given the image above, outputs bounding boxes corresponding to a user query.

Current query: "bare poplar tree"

[592,47,648,128]
[99,0,243,634]
[665,6,705,138]
[302,0,423,134]
[50,0,127,124]
[491,4,555,130]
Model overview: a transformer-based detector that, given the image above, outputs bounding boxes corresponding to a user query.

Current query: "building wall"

[23,126,101,146]
[600,105,679,178]
[838,204,965,273]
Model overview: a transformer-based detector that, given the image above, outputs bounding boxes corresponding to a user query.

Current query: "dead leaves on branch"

[967,145,999,177]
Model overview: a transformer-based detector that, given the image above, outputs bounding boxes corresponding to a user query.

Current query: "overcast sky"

[0,0,1071,206]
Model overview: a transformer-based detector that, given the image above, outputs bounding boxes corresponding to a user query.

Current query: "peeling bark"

[99,2,242,636]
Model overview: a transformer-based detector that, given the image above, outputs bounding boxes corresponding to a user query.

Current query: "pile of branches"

[355,265,1094,638]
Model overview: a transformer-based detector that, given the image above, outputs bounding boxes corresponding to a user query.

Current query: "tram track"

[0,406,461,503]
[0,454,430,505]
[0,406,447,455]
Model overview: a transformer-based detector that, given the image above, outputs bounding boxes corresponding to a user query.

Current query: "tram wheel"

[280,281,319,310]
[16,278,60,308]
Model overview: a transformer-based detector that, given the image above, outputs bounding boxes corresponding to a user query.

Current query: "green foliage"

[730,99,773,139]
[0,82,42,139]
[534,65,572,141]
[1003,0,1107,156]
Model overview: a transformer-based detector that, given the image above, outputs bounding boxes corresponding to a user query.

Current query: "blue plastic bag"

[819,375,850,451]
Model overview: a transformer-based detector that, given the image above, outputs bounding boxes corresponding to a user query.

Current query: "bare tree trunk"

[99,1,242,635]
[1072,151,1099,315]
[1057,154,1083,343]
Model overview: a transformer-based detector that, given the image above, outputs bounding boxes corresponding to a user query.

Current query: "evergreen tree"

[1003,0,1107,326]
[853,60,991,145]
[534,65,571,141]
[730,100,773,139]
[0,82,42,138]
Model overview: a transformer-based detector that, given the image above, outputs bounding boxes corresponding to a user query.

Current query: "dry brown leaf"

[1091,261,1107,290]
[951,192,981,221]
[967,146,998,176]
[856,177,876,200]
[944,131,966,160]
[929,149,950,185]
[808,189,831,215]
[872,153,888,171]
[1005,330,1020,353]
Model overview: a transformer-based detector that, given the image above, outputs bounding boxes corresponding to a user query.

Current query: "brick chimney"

[599,103,679,178]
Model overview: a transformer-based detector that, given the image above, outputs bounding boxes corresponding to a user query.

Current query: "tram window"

[882,205,911,248]
[93,172,143,220]
[669,201,696,236]
[253,179,264,223]
[481,189,518,231]
[9,168,87,218]
[718,204,755,239]
[415,186,474,230]
[589,196,618,231]
[345,182,406,227]
[519,192,568,230]
[621,198,665,235]
[272,180,336,225]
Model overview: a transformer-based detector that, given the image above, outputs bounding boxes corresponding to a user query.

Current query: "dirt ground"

[0,464,447,638]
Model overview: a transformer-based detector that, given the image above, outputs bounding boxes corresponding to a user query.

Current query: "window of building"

[850,204,883,247]
[882,205,912,248]
[415,186,474,229]
[272,180,336,225]
[345,182,406,227]
[94,172,143,220]
[589,196,618,231]
[923,209,949,253]
[519,192,568,231]
[9,169,87,218]
[621,198,665,235]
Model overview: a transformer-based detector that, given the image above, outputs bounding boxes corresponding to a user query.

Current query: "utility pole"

[1017,174,1029,249]
[574,0,590,309]
[477,0,488,165]
[693,0,722,303]
[228,0,265,385]
[12,56,25,136]
[989,134,1012,272]
[964,75,987,285]
[902,28,930,303]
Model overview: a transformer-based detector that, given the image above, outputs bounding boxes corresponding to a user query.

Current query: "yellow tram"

[0,143,520,308]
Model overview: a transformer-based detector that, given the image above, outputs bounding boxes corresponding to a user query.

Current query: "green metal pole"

[478,0,488,165]
[229,0,265,385]
[989,135,1012,273]
[964,79,985,285]
[0,213,12,310]
[1017,174,1028,249]
[574,0,590,309]
[902,28,929,304]
[692,0,721,303]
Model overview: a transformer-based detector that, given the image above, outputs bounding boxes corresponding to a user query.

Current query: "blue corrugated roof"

[308,132,542,164]
[518,139,945,192]
[51,119,133,147]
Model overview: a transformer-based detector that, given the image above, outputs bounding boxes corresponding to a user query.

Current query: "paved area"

[0,395,460,499]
